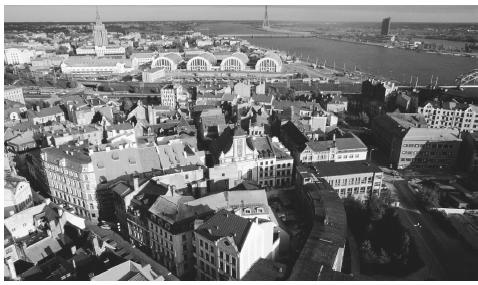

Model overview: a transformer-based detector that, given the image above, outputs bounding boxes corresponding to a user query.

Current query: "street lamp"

[368,147,376,162]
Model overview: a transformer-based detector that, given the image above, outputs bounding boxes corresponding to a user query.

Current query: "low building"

[255,52,282,73]
[151,53,183,71]
[142,67,166,83]
[26,106,66,125]
[194,209,277,280]
[4,86,25,104]
[326,95,348,113]
[61,56,132,76]
[299,134,368,163]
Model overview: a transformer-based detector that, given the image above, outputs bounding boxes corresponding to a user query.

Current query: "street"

[387,178,478,280]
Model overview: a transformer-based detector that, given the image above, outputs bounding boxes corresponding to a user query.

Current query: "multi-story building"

[297,161,383,201]
[76,46,125,57]
[131,52,156,69]
[299,134,368,163]
[397,128,461,170]
[93,8,108,47]
[40,141,172,222]
[160,84,178,109]
[194,209,276,280]
[371,112,428,169]
[4,86,25,104]
[418,101,478,133]
[381,17,391,36]
[148,193,213,278]
[209,129,294,190]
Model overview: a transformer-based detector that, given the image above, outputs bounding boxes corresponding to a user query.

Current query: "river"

[196,21,477,86]
[248,37,478,86]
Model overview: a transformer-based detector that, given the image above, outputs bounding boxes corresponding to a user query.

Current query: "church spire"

[96,6,101,24]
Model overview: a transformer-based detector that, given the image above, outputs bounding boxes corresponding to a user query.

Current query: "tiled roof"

[196,209,252,251]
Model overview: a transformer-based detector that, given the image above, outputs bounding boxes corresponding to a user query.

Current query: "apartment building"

[418,101,478,132]
[148,193,213,278]
[194,209,276,281]
[209,129,294,191]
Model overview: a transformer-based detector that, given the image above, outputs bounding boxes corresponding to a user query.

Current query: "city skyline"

[4,5,478,23]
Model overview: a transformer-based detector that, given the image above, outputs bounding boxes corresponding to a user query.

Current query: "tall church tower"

[93,6,108,47]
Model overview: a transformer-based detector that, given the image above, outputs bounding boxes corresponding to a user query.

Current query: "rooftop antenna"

[262,6,270,29]
[435,76,439,88]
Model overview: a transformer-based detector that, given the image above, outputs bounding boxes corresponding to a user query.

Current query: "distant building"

[61,56,132,76]
[381,17,391,36]
[187,52,217,71]
[26,106,66,125]
[194,209,277,280]
[93,8,108,47]
[151,53,183,71]
[4,86,25,104]
[4,48,35,65]
[160,84,179,108]
[142,67,166,83]
[220,52,249,71]
[255,52,282,73]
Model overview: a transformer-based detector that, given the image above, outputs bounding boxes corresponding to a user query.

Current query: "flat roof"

[308,161,382,177]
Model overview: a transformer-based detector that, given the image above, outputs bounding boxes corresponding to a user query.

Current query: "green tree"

[91,111,103,124]
[367,194,386,222]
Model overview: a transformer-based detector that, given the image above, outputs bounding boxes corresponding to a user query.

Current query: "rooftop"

[196,209,252,251]
[308,161,382,177]
[404,127,461,141]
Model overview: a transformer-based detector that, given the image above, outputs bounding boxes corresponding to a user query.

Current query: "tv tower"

[262,6,270,29]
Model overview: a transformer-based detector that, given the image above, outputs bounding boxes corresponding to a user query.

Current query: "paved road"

[391,179,478,280]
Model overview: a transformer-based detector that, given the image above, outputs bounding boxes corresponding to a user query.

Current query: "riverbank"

[315,36,478,59]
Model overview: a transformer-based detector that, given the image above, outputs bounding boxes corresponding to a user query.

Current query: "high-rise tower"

[381,17,391,36]
[93,6,108,47]
[262,6,270,29]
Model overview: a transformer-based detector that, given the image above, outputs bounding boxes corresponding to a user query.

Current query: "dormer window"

[244,208,251,214]
[256,207,264,213]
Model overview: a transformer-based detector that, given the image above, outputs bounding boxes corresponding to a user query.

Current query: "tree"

[57,45,69,54]
[367,194,386,222]
[123,98,134,113]
[418,187,439,208]
[91,111,103,124]
[125,46,133,59]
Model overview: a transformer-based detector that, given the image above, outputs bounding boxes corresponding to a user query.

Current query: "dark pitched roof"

[196,209,252,251]
[308,161,382,177]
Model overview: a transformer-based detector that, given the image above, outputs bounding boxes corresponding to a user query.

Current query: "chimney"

[36,105,41,112]
[290,106,295,121]
[133,176,139,191]
[45,198,51,205]
[9,210,15,216]
[71,245,77,255]
[58,208,63,216]
[6,258,17,280]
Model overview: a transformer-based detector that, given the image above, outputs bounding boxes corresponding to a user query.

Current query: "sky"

[4,5,478,23]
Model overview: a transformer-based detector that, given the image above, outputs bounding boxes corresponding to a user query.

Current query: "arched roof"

[262,51,282,64]
[156,52,183,65]
[230,52,249,65]
[194,52,217,65]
